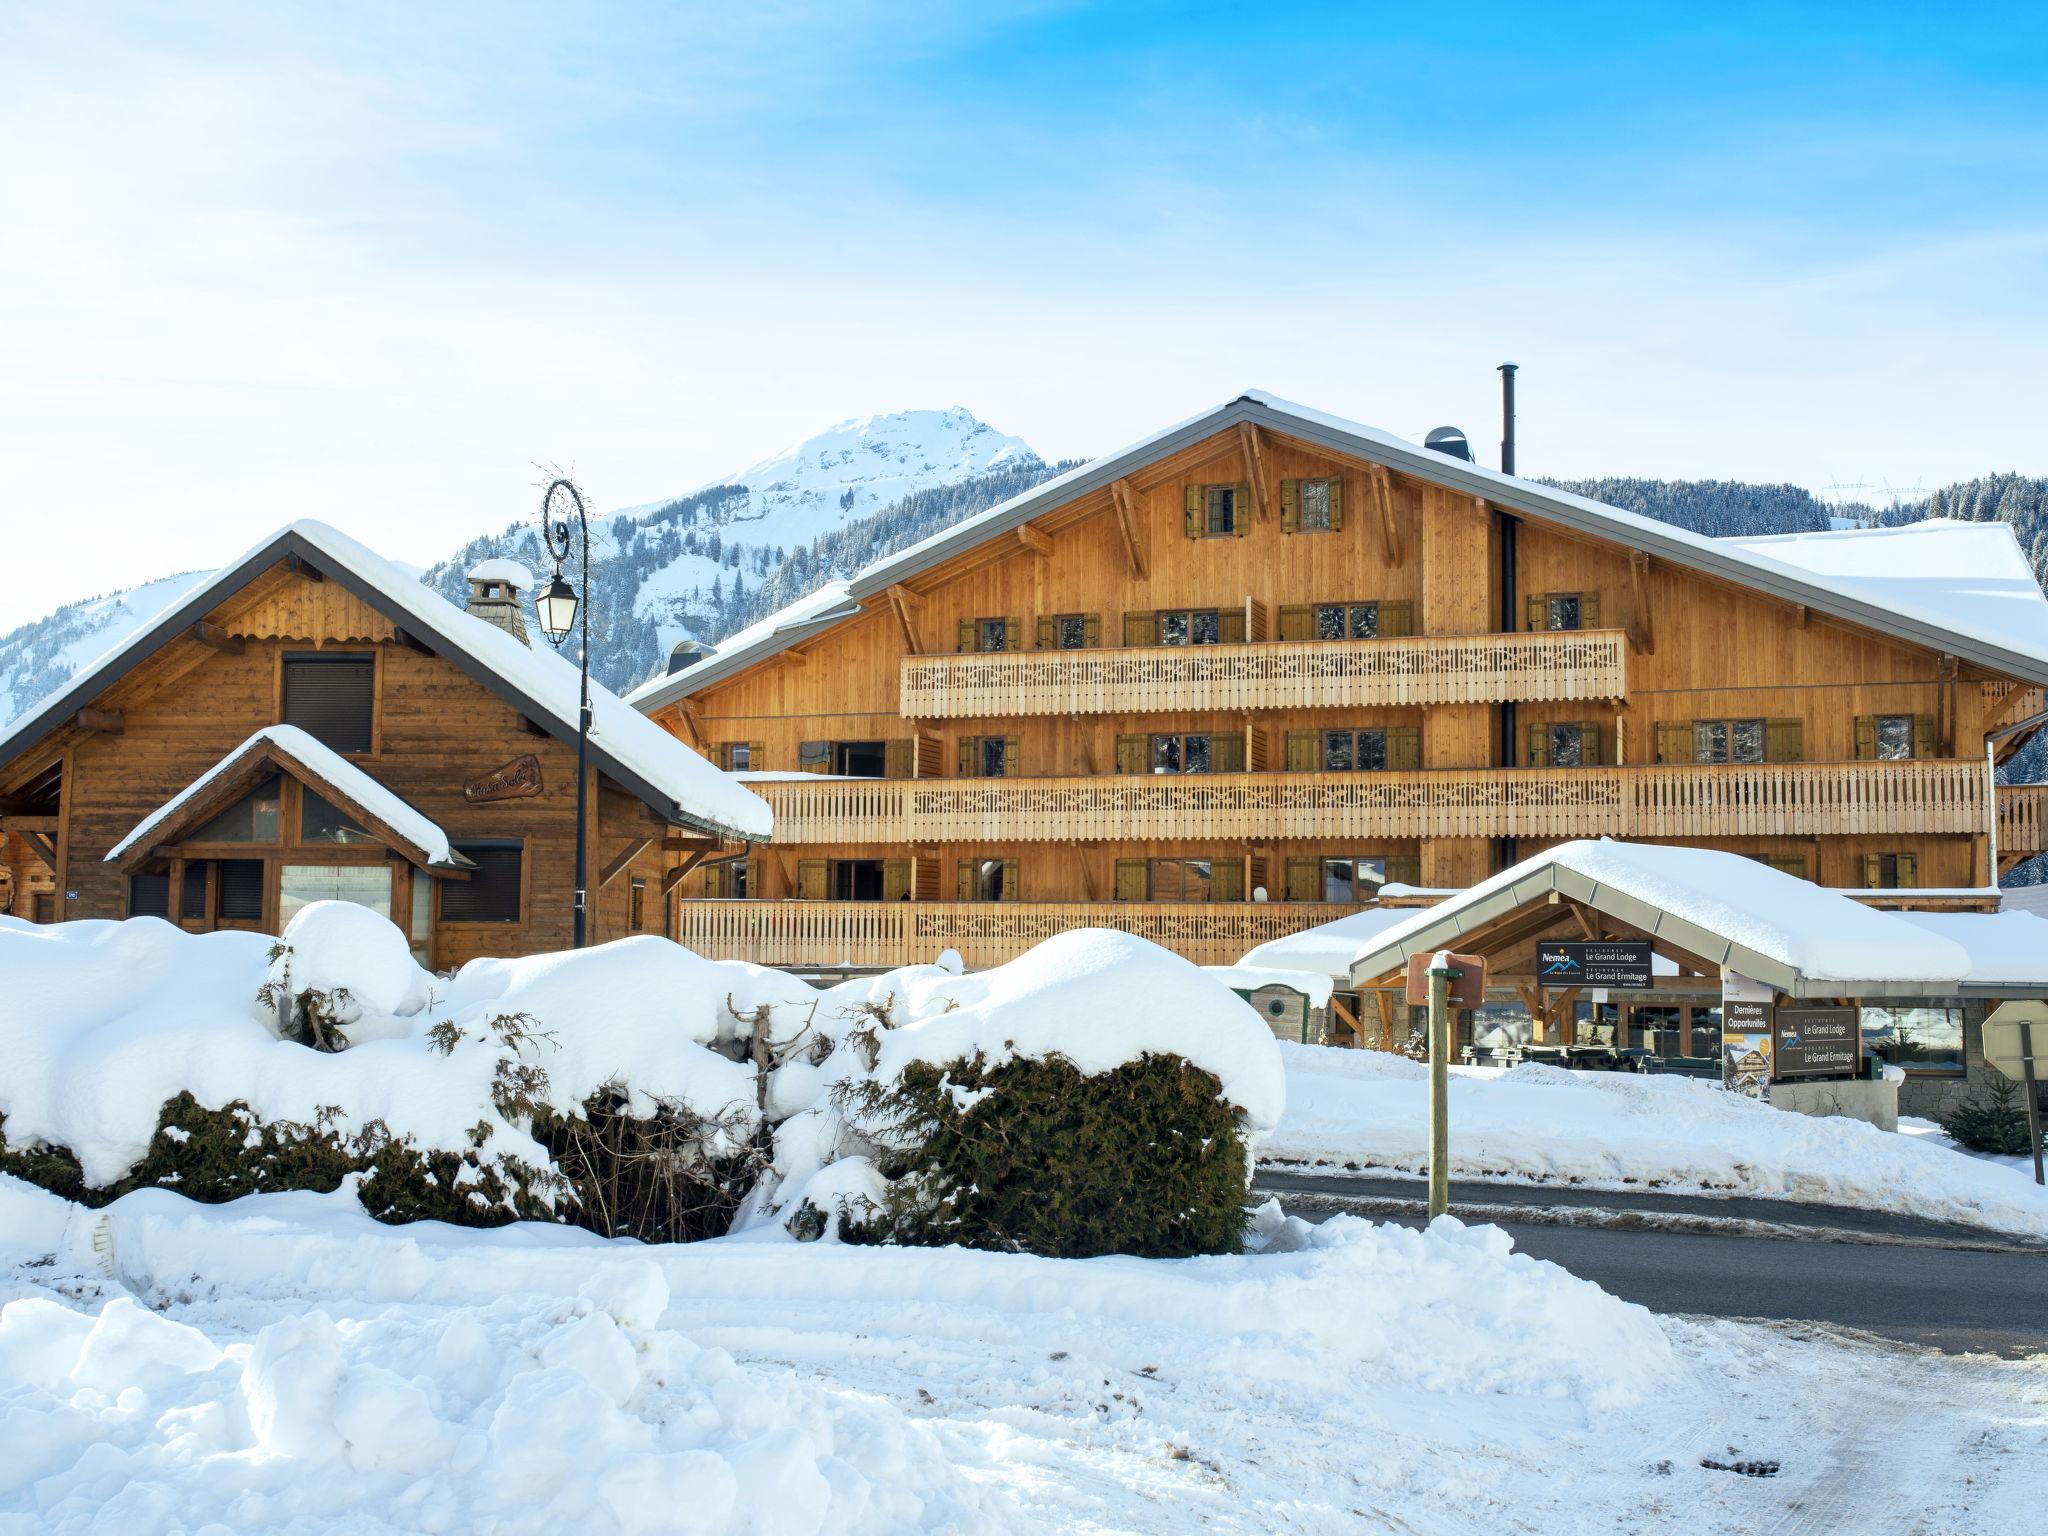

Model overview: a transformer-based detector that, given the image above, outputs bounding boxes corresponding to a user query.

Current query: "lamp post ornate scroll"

[535,478,592,948]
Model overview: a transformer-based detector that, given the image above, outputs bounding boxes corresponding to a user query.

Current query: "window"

[1658,719,1802,764]
[1286,727,1419,772]
[279,865,393,929]
[128,870,170,918]
[181,862,210,920]
[1165,610,1217,646]
[1282,476,1343,534]
[630,878,646,930]
[192,775,282,843]
[1861,852,1918,889]
[1526,720,1602,767]
[1693,719,1764,765]
[1181,483,1245,537]
[1325,729,1386,772]
[1277,600,1412,642]
[717,742,758,772]
[1856,713,1931,762]
[1036,613,1097,650]
[1319,856,1384,903]
[1864,1005,1964,1075]
[959,735,1018,777]
[218,859,265,920]
[702,858,749,898]
[300,788,373,845]
[956,856,1018,902]
[442,841,522,923]
[281,653,374,753]
[833,741,886,777]
[1284,855,1420,902]
[1120,732,1244,774]
[1116,857,1245,902]
[1122,608,1245,647]
[1525,592,1600,632]
[956,617,1022,653]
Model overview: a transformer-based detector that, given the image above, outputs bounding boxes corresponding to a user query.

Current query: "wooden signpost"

[1409,950,1486,1219]
[1982,1000,2047,1186]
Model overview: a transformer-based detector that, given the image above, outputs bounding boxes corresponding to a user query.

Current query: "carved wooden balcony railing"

[1999,782,2047,857]
[672,898,1364,970]
[899,629,1630,719]
[755,759,1991,845]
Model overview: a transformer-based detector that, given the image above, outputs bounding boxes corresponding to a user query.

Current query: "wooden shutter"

[1114,859,1148,901]
[1002,857,1020,902]
[955,860,974,901]
[701,864,723,898]
[958,737,976,776]
[1285,858,1320,902]
[748,740,766,771]
[1123,610,1156,647]
[1384,855,1422,887]
[1896,852,1918,887]
[1280,478,1300,533]
[957,618,977,653]
[883,859,912,902]
[1526,722,1550,766]
[884,739,913,779]
[1860,853,1881,888]
[1232,482,1251,537]
[1285,730,1319,771]
[1005,616,1023,651]
[797,859,827,901]
[1580,721,1603,764]
[1211,860,1244,902]
[1326,474,1344,531]
[1211,733,1245,772]
[1654,721,1692,764]
[1115,734,1147,774]
[1764,719,1804,763]
[1247,599,1270,641]
[1183,485,1203,538]
[1247,727,1271,771]
[916,733,943,778]
[1526,594,1546,632]
[1002,736,1020,776]
[1217,608,1247,643]
[1853,716,1877,760]
[1278,604,1314,642]
[1036,615,1056,650]
[1378,601,1414,637]
[799,740,830,773]
[1579,592,1601,628]
[1912,715,1935,759]
[281,653,374,753]
[1083,613,1101,647]
[1386,726,1421,771]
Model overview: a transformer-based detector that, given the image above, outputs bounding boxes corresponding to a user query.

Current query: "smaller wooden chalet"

[0,525,770,967]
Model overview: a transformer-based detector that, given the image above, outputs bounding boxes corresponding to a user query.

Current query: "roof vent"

[1424,426,1474,462]
[666,639,707,676]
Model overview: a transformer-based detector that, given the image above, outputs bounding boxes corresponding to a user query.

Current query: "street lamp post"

[535,478,592,948]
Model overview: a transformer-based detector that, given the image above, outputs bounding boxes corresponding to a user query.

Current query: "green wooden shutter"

[1123,610,1156,647]
[1278,604,1314,642]
[1285,730,1319,771]
[1764,719,1804,763]
[1005,616,1023,651]
[797,860,827,901]
[1853,715,1877,760]
[702,865,725,898]
[1326,474,1344,532]
[1115,734,1147,774]
[1083,613,1101,647]
[1579,592,1601,628]
[1233,482,1251,537]
[1580,721,1603,764]
[1211,733,1245,772]
[1654,721,1692,764]
[883,859,912,902]
[1002,736,1020,777]
[957,618,977,652]
[956,860,974,901]
[1211,860,1244,902]
[1527,722,1549,766]
[1114,859,1148,901]
[1912,715,1936,758]
[749,741,766,771]
[1860,854,1881,888]
[1526,593,1546,632]
[1378,601,1414,637]
[958,737,975,776]
[884,739,913,779]
[1218,608,1247,643]
[1183,485,1203,538]
[1896,852,1917,887]
[1386,726,1421,771]
[1036,615,1056,650]
[1280,478,1300,533]
[1384,855,1422,888]
[1002,857,1020,902]
[1285,858,1320,902]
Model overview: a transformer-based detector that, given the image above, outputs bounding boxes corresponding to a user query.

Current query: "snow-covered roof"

[465,558,534,591]
[1892,911,2048,990]
[105,724,466,870]
[0,521,771,841]
[628,391,2048,712]
[1345,839,2008,998]
[1200,963,1336,1008]
[1237,909,1422,979]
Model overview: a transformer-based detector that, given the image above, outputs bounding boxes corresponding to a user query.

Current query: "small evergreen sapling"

[1939,1074,2042,1157]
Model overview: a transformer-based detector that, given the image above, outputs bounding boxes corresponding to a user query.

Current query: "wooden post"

[1427,952,1454,1220]
[2022,1016,2045,1187]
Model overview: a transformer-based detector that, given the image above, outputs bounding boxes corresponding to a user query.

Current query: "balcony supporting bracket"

[1370,466,1402,566]
[1110,478,1148,578]
[886,584,929,655]
[1629,551,1655,655]
[1237,423,1275,525]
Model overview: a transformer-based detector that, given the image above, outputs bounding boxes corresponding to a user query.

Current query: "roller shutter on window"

[443,842,521,922]
[128,871,170,918]
[218,859,265,920]
[281,653,374,752]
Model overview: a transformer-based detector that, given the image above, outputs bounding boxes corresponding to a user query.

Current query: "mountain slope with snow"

[0,570,213,726]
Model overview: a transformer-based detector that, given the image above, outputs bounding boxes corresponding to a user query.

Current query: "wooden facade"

[642,405,2046,972]
[0,548,727,968]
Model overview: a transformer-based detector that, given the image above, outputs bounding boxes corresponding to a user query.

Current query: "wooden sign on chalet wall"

[463,753,544,804]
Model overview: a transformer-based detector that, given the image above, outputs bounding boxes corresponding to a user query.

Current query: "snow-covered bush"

[258,900,434,1051]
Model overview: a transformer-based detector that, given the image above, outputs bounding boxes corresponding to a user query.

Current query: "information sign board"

[1536,941,1652,989]
[1773,1007,1861,1079]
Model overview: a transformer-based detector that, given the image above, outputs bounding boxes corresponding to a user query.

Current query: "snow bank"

[1270,1042,2048,1238]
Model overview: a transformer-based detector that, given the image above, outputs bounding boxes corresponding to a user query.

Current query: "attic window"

[282,653,374,753]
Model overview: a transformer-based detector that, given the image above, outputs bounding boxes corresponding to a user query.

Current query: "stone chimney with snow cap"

[465,558,534,646]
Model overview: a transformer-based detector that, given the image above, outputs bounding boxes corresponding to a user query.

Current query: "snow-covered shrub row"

[0,913,1283,1254]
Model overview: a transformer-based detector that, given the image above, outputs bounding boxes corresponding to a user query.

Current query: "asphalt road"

[1262,1170,2048,1358]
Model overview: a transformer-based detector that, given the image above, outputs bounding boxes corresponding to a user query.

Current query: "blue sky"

[2,2,2044,625]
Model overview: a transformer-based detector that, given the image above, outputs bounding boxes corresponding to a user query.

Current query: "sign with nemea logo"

[1773,1007,1861,1079]
[1536,941,1652,989]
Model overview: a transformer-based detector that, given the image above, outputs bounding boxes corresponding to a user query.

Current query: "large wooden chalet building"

[631,391,2048,971]
[0,522,768,967]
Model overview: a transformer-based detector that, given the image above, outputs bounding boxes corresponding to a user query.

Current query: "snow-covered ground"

[7,1175,2044,1534]
[1270,1043,2048,1239]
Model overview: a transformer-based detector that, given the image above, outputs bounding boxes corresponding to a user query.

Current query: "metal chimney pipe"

[1498,361,1518,475]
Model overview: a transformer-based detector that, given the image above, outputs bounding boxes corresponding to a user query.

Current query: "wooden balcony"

[673,898,1362,970]
[2000,782,2047,857]
[756,759,1991,845]
[899,629,1630,719]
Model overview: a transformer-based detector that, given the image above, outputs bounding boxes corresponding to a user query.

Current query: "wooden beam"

[285,554,324,582]
[3,815,58,835]
[23,832,56,870]
[1076,847,1097,901]
[886,583,928,655]
[663,848,712,894]
[1564,898,1601,942]
[1370,466,1402,566]
[1328,993,1367,1048]
[1373,989,1396,1051]
[392,627,435,657]
[1237,423,1275,525]
[190,620,245,655]
[1109,479,1148,578]
[1629,550,1654,654]
[74,708,123,736]
[599,836,654,888]
[674,698,707,750]
[781,647,808,669]
[1015,524,1053,559]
